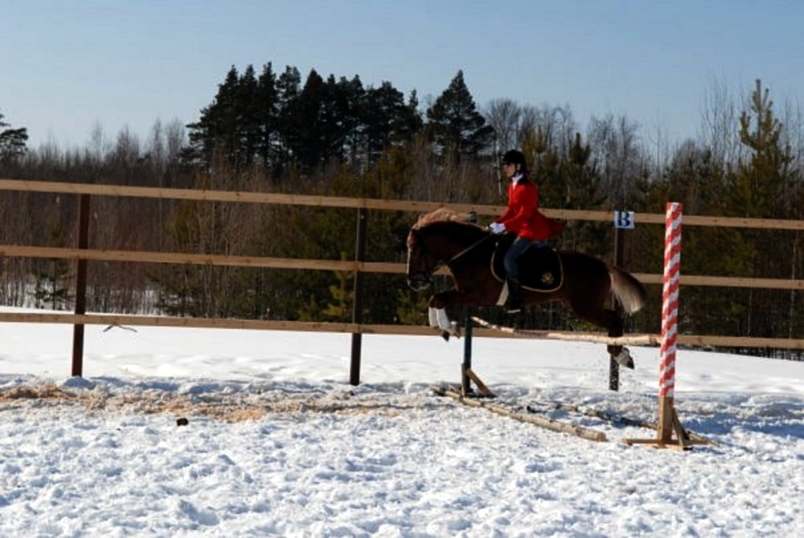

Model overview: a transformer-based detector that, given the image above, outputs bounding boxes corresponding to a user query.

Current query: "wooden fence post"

[71,194,90,377]
[349,207,367,386]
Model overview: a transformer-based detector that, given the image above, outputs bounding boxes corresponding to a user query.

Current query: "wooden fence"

[2,178,804,383]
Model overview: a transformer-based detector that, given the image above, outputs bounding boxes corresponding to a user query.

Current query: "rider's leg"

[503,238,532,313]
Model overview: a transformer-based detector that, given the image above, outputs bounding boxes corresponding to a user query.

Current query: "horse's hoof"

[440,331,450,342]
[614,348,635,369]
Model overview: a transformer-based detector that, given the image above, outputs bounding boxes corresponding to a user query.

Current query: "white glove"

[489,222,506,234]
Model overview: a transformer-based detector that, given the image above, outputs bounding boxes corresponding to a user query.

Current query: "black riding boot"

[506,277,522,314]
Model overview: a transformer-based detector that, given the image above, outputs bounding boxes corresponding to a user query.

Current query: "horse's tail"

[608,266,647,315]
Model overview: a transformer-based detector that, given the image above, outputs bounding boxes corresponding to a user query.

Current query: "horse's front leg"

[427,288,480,341]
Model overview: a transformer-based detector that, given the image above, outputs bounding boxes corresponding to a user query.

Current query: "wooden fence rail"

[5,244,804,291]
[2,178,804,382]
[2,312,803,350]
[4,245,804,290]
[6,178,804,229]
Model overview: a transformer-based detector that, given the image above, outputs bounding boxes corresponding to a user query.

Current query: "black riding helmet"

[501,149,527,172]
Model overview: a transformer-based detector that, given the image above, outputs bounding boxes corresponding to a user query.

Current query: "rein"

[444,232,497,267]
[420,230,497,280]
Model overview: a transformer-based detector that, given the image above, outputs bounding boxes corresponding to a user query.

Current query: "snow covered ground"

[1,309,802,536]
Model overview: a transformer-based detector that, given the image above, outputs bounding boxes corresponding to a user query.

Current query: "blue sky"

[3,0,804,148]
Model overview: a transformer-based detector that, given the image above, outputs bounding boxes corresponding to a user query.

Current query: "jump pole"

[657,202,682,443]
[460,211,494,398]
[623,202,708,449]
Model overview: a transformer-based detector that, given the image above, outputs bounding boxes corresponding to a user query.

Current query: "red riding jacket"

[495,176,559,241]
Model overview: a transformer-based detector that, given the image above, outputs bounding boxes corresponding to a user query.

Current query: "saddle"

[491,234,564,292]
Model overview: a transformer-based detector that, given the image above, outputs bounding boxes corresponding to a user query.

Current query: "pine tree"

[362,82,418,165]
[31,217,72,310]
[426,70,493,160]
[283,69,327,170]
[558,133,608,253]
[186,66,241,168]
[254,63,279,171]
[0,112,28,162]
[394,91,424,146]
[730,79,796,219]
[722,79,798,339]
[234,64,260,170]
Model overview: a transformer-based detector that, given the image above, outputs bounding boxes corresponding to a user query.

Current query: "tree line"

[2,67,803,358]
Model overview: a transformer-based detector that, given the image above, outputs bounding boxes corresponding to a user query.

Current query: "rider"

[488,149,553,313]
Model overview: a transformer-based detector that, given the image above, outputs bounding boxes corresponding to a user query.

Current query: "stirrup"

[505,295,521,314]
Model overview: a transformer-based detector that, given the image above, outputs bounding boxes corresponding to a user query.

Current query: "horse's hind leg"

[604,311,634,369]
[568,299,635,369]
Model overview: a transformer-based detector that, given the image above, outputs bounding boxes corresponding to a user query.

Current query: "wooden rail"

[1,312,802,351]
[2,177,804,379]
[6,178,804,229]
[3,245,804,290]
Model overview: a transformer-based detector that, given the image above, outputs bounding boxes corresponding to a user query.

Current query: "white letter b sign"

[614,211,635,230]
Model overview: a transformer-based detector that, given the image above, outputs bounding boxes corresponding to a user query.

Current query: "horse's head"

[406,228,442,291]
[406,209,488,291]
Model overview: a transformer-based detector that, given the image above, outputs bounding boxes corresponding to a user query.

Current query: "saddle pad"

[491,237,564,292]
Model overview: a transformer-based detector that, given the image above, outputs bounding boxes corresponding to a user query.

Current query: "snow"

[1,309,803,536]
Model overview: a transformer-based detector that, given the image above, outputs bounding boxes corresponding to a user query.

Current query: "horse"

[405,208,648,368]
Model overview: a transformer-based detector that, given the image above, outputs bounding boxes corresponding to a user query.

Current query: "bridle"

[407,229,496,287]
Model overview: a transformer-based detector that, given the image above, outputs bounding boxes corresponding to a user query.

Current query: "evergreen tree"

[644,140,729,336]
[274,66,302,174]
[254,63,280,171]
[426,70,493,160]
[643,80,804,344]
[362,82,419,165]
[31,216,72,310]
[234,64,261,170]
[558,133,608,253]
[729,79,796,219]
[334,75,365,166]
[283,69,329,170]
[185,66,241,168]
[0,112,28,162]
[395,91,424,146]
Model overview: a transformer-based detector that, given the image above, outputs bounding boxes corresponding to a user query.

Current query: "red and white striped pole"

[658,202,682,442]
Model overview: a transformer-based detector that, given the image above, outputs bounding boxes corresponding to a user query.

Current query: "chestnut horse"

[405,209,647,368]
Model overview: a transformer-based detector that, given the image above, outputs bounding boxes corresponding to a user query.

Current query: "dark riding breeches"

[504,237,537,280]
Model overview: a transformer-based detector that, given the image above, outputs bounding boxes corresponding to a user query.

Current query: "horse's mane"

[412,208,480,230]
